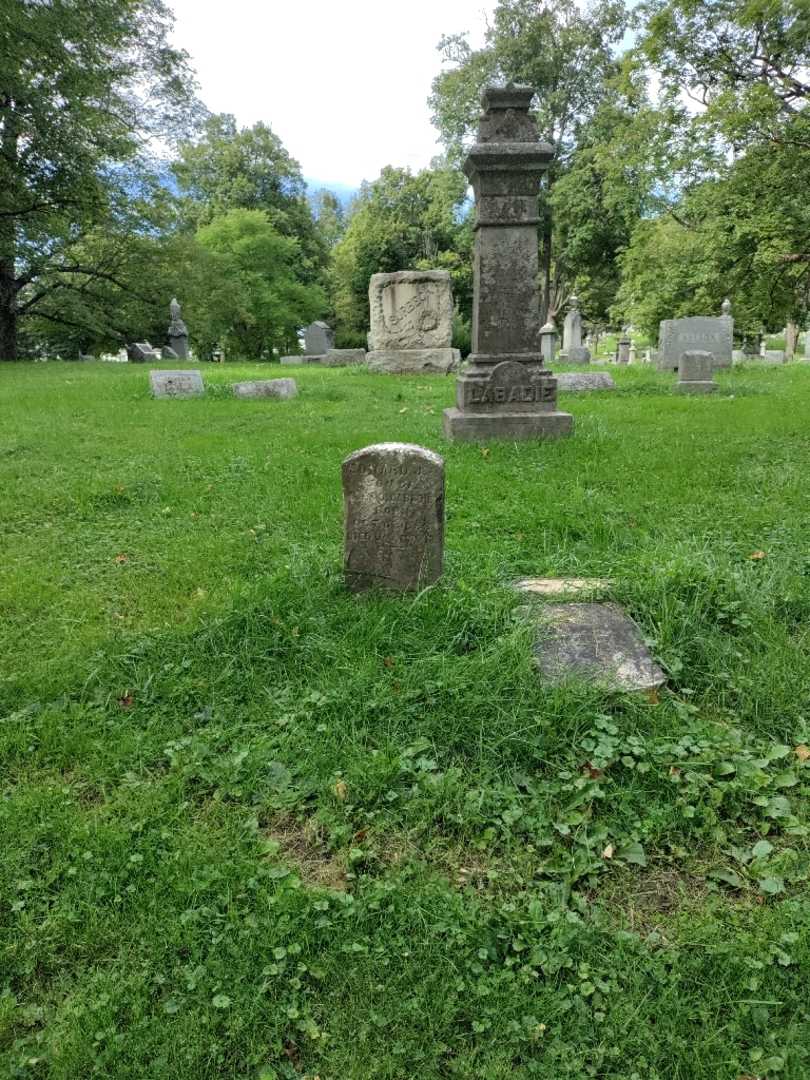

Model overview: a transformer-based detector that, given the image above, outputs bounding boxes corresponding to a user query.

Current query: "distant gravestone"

[366,270,459,373]
[568,345,591,365]
[149,369,204,398]
[162,346,179,360]
[563,296,583,351]
[167,298,189,360]
[322,348,366,367]
[304,321,334,356]
[617,336,631,364]
[128,342,158,363]
[532,602,666,692]
[805,330,810,360]
[762,350,786,364]
[658,310,733,372]
[232,378,297,399]
[342,443,444,592]
[675,350,717,394]
[556,372,616,392]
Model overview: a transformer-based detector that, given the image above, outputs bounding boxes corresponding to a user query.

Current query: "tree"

[614,0,810,335]
[190,209,327,360]
[172,115,327,286]
[430,0,630,320]
[329,166,471,345]
[0,0,200,359]
[311,190,346,251]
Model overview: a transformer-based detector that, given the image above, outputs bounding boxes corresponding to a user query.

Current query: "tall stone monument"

[342,443,444,592]
[366,270,460,373]
[167,298,189,360]
[443,86,573,441]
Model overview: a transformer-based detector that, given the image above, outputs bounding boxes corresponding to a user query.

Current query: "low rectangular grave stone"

[232,378,297,399]
[149,369,204,398]
[556,372,615,392]
[322,349,366,367]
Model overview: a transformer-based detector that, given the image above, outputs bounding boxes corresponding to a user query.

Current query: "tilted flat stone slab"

[149,369,204,398]
[367,347,460,374]
[532,602,665,691]
[556,372,616,392]
[232,379,297,399]
[515,577,612,598]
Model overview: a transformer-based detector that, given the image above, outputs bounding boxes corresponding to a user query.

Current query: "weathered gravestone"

[805,330,810,360]
[322,348,366,367]
[342,443,444,592]
[366,270,460,374]
[149,369,204,398]
[556,372,616,392]
[128,342,159,363]
[532,602,666,692]
[616,335,631,365]
[562,297,589,363]
[232,378,297,399]
[443,86,573,441]
[657,301,733,372]
[568,345,591,365]
[675,350,717,394]
[304,321,335,357]
[762,350,786,364]
[167,298,189,360]
[161,346,179,360]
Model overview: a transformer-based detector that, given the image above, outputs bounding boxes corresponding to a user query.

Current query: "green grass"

[2,358,810,1079]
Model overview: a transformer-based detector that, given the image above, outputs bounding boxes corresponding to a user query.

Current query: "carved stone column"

[443,86,572,441]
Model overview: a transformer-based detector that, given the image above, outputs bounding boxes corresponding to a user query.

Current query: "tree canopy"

[0,0,200,359]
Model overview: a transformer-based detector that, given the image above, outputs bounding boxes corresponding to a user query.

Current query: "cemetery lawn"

[3,359,810,1080]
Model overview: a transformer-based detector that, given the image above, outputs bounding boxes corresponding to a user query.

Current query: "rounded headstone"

[342,443,444,593]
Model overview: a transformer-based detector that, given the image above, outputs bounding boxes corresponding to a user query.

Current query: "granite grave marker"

[149,369,204,398]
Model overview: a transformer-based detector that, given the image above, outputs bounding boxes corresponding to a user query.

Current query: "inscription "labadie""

[470,383,554,404]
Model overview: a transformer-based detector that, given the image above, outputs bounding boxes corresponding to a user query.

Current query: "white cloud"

[168,0,492,187]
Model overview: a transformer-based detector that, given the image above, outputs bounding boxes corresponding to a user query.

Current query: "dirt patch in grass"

[265,814,349,891]
[596,864,716,933]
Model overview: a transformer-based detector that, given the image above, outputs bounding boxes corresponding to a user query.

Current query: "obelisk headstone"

[167,298,189,360]
[443,86,573,441]
[342,443,444,592]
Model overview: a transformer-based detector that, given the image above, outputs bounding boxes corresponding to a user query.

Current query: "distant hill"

[305,180,359,210]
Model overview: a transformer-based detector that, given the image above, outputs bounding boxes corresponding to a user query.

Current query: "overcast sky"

[169,0,493,190]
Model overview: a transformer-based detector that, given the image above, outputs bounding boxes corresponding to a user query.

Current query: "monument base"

[443,408,573,441]
[367,348,460,374]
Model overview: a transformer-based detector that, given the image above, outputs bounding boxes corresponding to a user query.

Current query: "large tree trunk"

[0,264,17,360]
[0,97,19,360]
[0,213,17,360]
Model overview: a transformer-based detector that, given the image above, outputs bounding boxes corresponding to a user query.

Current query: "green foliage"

[329,166,471,340]
[0,0,201,358]
[172,115,327,286]
[614,0,810,334]
[190,209,327,359]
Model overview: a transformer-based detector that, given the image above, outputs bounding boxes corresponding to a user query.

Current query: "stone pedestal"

[443,86,572,442]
